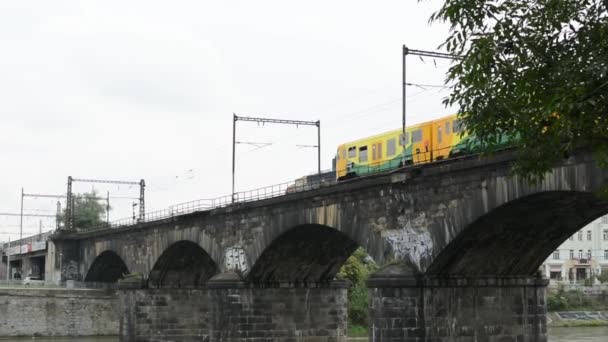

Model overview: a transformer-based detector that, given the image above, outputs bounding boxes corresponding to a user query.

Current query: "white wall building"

[542,215,608,283]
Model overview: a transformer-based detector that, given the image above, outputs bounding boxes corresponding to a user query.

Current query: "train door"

[412,125,431,164]
[371,141,383,168]
[432,117,453,161]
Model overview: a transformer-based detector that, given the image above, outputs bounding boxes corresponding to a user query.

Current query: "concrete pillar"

[21,256,31,278]
[119,272,349,342]
[367,265,548,342]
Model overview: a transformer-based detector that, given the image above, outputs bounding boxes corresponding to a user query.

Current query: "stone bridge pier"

[120,278,349,342]
[368,269,547,342]
[51,150,608,342]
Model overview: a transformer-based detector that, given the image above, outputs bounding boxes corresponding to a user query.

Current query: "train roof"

[337,114,457,148]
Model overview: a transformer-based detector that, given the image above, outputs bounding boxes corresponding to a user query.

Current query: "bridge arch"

[84,250,129,282]
[149,240,219,287]
[427,190,608,275]
[246,224,362,284]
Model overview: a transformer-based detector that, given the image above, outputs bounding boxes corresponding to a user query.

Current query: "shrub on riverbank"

[547,287,608,311]
[338,248,377,330]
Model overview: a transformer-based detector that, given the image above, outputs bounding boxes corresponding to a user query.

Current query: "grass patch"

[348,324,368,337]
[550,320,608,328]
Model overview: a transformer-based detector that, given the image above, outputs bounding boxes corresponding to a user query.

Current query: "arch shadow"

[149,240,219,288]
[427,191,608,276]
[85,250,129,283]
[246,224,360,285]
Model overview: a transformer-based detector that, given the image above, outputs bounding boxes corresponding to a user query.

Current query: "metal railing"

[77,144,514,232]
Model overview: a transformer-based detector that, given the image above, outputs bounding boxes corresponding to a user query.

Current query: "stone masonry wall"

[120,286,348,342]
[0,288,119,337]
[369,276,548,342]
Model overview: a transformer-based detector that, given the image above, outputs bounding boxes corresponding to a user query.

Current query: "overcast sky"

[0,0,455,241]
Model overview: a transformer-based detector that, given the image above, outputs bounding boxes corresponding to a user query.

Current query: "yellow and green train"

[335,114,504,180]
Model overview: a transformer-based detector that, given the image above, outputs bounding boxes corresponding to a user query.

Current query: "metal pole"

[56,201,61,230]
[58,252,63,283]
[232,114,237,203]
[19,188,23,254]
[139,179,145,220]
[66,176,72,230]
[402,45,407,160]
[6,236,10,282]
[317,121,321,175]
[106,191,110,224]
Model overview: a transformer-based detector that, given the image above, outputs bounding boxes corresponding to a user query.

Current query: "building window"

[569,235,574,241]
[359,146,368,162]
[387,138,396,156]
[348,146,356,158]
[602,215,608,224]
[579,250,583,259]
[578,231,583,241]
[587,250,592,259]
[553,251,560,260]
[570,250,574,259]
[605,250,608,260]
[412,129,423,143]
[604,229,608,241]
[587,230,592,241]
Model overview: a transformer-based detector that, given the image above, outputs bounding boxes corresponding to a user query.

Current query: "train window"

[412,129,423,143]
[445,121,451,135]
[372,145,377,160]
[453,120,465,133]
[348,146,356,158]
[377,143,382,159]
[437,126,443,144]
[399,133,409,146]
[359,146,368,162]
[387,138,396,156]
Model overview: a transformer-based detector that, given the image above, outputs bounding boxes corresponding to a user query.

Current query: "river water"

[0,327,606,341]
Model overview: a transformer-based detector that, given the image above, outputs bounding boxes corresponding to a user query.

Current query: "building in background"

[541,215,608,283]
[1,231,52,280]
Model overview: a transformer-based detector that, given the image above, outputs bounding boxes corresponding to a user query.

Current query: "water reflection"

[1,327,607,341]
[0,338,117,342]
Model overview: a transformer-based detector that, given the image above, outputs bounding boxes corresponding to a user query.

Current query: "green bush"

[338,248,377,327]
[597,272,608,284]
[547,295,569,311]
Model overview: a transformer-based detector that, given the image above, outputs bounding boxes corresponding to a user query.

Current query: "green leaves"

[338,248,377,326]
[60,191,109,230]
[431,0,608,180]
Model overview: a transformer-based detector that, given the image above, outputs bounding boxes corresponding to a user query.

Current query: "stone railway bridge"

[50,149,608,342]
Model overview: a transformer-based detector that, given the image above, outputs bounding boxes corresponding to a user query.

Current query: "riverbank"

[548,311,608,327]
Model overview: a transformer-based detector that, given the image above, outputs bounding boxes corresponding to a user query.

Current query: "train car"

[335,114,470,180]
[430,115,468,160]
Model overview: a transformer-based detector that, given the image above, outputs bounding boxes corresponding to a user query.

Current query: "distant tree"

[59,191,109,230]
[430,0,608,186]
